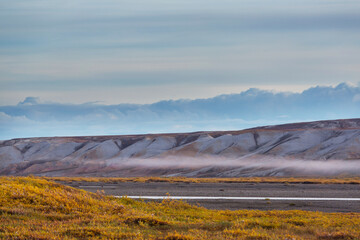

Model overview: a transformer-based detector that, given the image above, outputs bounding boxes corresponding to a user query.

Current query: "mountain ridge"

[1,118,360,177]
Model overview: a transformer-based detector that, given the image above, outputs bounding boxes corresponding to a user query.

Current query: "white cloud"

[1,82,359,140]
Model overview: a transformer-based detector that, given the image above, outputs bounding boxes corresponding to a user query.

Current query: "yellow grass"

[1,177,360,239]
[43,176,360,184]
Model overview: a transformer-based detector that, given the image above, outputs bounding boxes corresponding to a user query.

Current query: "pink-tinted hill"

[1,118,360,177]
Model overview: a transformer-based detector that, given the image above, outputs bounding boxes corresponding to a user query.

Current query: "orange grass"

[1,177,359,239]
[43,176,360,184]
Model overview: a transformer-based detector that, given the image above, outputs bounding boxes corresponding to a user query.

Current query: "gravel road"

[62,181,360,212]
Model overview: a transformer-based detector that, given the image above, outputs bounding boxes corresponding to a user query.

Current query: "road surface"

[61,181,360,212]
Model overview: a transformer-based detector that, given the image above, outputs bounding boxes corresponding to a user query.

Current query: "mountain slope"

[1,119,360,177]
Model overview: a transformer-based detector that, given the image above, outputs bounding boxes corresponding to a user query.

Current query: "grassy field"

[45,176,360,184]
[1,177,360,239]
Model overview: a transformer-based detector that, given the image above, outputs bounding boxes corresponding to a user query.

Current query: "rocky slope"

[1,119,360,177]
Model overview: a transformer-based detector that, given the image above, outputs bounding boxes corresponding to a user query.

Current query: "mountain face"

[1,119,360,177]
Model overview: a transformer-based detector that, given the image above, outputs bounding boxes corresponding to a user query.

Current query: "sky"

[1,0,360,139]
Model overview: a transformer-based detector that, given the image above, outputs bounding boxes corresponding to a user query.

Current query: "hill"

[1,119,360,177]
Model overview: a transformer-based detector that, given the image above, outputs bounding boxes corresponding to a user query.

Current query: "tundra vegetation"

[46,176,360,184]
[1,177,359,239]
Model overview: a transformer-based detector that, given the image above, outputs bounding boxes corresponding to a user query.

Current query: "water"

[115,196,360,201]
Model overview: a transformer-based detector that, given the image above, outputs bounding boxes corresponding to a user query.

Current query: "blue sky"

[1,0,360,139]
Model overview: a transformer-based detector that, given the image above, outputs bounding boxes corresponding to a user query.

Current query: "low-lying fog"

[105,156,360,177]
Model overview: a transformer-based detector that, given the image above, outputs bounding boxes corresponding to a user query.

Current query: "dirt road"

[62,181,360,212]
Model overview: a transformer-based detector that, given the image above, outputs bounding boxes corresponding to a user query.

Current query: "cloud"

[18,96,39,105]
[1,0,360,94]
[2,1,360,139]
[353,94,360,102]
[1,82,360,140]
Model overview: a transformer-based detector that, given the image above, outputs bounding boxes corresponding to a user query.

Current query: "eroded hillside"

[1,119,360,177]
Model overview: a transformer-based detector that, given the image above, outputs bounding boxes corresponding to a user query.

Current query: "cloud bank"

[1,83,360,140]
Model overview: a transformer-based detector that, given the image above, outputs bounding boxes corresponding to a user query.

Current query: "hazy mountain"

[1,118,360,177]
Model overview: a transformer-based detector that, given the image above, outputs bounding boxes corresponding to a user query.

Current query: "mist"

[104,156,360,177]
